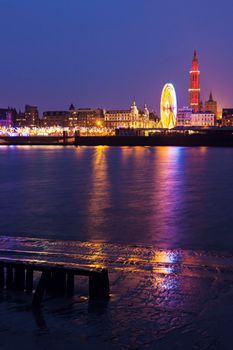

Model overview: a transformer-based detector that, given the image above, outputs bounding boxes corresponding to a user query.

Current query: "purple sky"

[0,0,233,114]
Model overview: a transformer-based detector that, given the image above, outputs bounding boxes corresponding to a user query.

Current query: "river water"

[1,145,233,349]
[0,145,233,251]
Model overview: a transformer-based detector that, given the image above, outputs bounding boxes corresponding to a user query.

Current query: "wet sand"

[1,236,233,349]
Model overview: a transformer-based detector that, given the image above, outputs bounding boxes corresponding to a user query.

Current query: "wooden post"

[52,270,66,295]
[45,271,53,293]
[89,269,109,299]
[0,264,4,288]
[25,268,33,292]
[6,267,13,289]
[101,268,110,297]
[32,270,50,307]
[14,265,25,291]
[67,272,74,296]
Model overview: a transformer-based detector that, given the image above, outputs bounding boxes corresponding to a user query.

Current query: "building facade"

[205,92,217,116]
[189,51,201,112]
[24,105,39,127]
[43,110,71,127]
[191,112,215,127]
[222,109,233,126]
[105,101,151,129]
[43,105,105,128]
[176,107,192,126]
[15,105,40,127]
[0,109,14,128]
[176,107,215,127]
[77,108,105,128]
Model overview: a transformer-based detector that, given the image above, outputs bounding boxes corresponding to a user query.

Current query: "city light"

[160,83,177,129]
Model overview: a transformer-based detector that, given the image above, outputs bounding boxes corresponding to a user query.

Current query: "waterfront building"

[68,104,78,127]
[176,107,192,126]
[77,108,105,128]
[24,105,40,127]
[205,92,217,116]
[105,101,151,129]
[15,110,27,127]
[191,112,215,126]
[222,109,233,126]
[176,107,215,127]
[149,111,160,126]
[189,50,201,112]
[43,110,71,127]
[15,105,40,127]
[0,109,14,128]
[43,105,105,128]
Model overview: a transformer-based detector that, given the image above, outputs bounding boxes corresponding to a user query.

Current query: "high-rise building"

[205,92,217,116]
[189,50,201,112]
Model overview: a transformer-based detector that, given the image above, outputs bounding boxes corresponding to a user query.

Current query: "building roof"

[106,110,131,114]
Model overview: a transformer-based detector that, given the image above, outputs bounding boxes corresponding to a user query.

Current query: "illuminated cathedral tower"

[189,50,200,112]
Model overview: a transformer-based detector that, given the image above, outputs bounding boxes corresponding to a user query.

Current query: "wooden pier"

[0,259,109,306]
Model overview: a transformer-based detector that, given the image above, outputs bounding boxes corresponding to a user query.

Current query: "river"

[0,145,232,251]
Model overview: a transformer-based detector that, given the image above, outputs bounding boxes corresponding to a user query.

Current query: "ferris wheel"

[160,83,177,129]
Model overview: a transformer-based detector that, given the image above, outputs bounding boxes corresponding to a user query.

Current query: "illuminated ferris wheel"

[160,83,177,129]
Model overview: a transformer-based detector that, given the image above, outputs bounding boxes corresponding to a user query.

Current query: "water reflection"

[86,146,110,241]
[0,146,233,250]
[150,147,184,247]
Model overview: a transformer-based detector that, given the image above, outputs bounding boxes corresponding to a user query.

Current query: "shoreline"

[1,235,233,349]
[1,133,233,147]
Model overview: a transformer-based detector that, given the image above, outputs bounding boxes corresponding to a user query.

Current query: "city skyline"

[0,0,233,112]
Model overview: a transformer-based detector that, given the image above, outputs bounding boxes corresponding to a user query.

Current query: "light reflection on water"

[0,146,233,251]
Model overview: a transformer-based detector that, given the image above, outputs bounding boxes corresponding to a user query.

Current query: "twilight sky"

[0,0,233,114]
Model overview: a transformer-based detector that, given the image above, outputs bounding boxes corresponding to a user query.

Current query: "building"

[105,101,151,129]
[0,109,14,128]
[15,105,40,127]
[205,92,217,116]
[191,112,215,127]
[189,50,201,112]
[222,109,233,126]
[176,107,192,126]
[24,105,39,127]
[43,110,70,127]
[149,111,160,125]
[15,110,27,127]
[43,105,105,128]
[77,108,105,128]
[176,107,215,127]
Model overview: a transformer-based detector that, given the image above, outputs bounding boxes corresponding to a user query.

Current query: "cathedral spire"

[193,50,197,60]
[189,50,201,112]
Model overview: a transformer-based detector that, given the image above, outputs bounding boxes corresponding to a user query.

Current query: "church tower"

[189,50,200,112]
[131,100,139,119]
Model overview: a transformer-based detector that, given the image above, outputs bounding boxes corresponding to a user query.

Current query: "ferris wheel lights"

[160,83,177,129]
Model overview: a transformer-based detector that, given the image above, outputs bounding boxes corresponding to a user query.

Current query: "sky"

[0,0,233,114]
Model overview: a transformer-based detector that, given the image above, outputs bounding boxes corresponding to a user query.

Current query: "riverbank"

[75,133,233,147]
[2,132,233,147]
[0,135,74,145]
[1,236,233,349]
